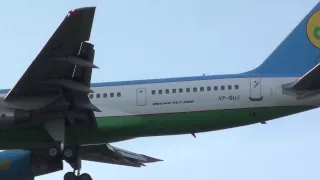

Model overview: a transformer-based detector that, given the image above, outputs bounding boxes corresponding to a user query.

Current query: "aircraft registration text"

[219,95,240,101]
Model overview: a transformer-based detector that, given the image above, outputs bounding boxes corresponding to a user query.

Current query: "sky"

[1,0,320,179]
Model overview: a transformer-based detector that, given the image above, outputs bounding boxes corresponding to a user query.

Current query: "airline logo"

[307,10,320,48]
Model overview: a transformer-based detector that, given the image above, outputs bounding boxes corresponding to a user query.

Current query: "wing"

[21,144,162,178]
[4,7,97,106]
[79,144,162,167]
[2,7,99,142]
[282,63,320,99]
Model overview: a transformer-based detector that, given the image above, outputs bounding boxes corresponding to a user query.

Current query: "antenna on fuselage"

[191,133,196,138]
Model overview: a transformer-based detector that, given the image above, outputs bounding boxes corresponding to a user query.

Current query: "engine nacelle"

[0,150,63,180]
[0,110,31,129]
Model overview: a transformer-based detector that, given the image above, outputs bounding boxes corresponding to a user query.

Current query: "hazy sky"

[1,0,320,179]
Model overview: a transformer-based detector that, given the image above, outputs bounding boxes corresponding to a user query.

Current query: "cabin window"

[200,87,204,92]
[89,94,93,99]
[103,93,107,98]
[117,92,121,97]
[193,87,197,92]
[165,89,169,94]
[221,86,225,90]
[96,93,101,98]
[235,85,239,89]
[110,93,114,97]
[228,85,232,90]
[172,89,177,93]
[152,90,156,95]
[179,88,183,93]
[207,86,211,91]
[214,86,218,91]
[186,88,190,93]
[158,90,162,94]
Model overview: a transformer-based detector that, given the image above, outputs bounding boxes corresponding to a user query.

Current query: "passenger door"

[249,78,263,101]
[136,88,147,106]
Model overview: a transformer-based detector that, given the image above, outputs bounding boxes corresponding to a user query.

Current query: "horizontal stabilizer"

[282,63,320,99]
[51,56,98,68]
[283,63,320,90]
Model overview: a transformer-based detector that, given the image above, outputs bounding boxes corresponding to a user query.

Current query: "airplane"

[1,1,320,180]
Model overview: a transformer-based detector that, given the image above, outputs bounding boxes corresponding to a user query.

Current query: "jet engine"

[0,150,63,180]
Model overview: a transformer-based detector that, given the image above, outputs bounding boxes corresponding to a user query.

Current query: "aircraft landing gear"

[63,146,93,180]
[46,144,93,180]
[64,172,76,180]
[79,173,93,180]
[64,172,92,180]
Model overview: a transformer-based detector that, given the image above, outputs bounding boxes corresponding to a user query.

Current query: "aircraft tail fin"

[246,2,320,76]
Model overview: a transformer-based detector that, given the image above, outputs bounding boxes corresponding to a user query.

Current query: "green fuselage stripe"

[96,106,312,136]
[0,106,313,149]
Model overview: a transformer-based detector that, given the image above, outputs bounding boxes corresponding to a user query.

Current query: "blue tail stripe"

[245,2,320,76]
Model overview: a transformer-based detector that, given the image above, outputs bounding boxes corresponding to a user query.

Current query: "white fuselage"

[86,76,320,118]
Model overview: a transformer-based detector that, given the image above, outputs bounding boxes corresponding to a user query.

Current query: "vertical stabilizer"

[246,2,320,76]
